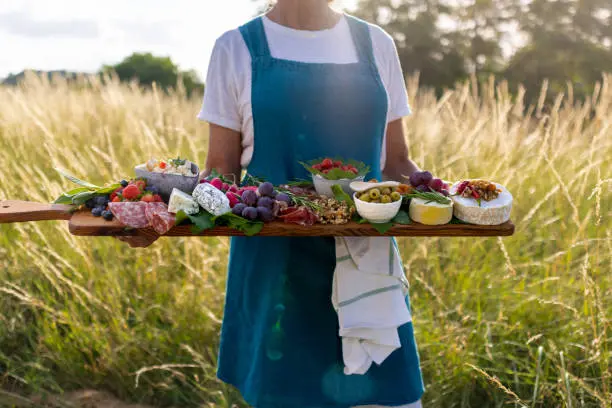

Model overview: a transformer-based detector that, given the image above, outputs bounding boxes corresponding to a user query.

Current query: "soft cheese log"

[450,182,513,225]
[409,198,453,225]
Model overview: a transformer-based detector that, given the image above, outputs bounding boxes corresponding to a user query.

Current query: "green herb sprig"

[404,190,452,205]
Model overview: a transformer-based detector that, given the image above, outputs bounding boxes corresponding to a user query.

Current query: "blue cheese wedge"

[168,188,200,215]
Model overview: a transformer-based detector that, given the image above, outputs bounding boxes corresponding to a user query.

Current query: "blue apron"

[218,15,424,407]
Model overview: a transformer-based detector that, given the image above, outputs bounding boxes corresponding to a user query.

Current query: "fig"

[257,196,275,209]
[429,178,444,192]
[242,206,258,220]
[258,182,275,197]
[416,184,430,193]
[232,203,247,216]
[275,193,292,205]
[257,206,275,222]
[241,190,258,207]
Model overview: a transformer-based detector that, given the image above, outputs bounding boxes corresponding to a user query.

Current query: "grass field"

[0,72,610,407]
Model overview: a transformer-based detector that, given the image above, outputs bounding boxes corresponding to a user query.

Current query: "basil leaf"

[369,222,394,234]
[185,211,215,233]
[53,195,76,205]
[71,191,97,205]
[214,212,263,236]
[392,210,412,225]
[54,167,99,189]
[96,184,122,195]
[331,184,355,208]
[174,210,189,225]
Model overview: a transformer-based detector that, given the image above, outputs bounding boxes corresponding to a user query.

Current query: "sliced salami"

[143,202,175,235]
[109,202,150,229]
[150,211,176,235]
[145,202,169,223]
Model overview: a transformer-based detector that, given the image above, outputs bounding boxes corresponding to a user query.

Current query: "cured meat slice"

[109,202,149,229]
[145,202,169,223]
[278,206,318,226]
[150,211,176,235]
[143,202,176,235]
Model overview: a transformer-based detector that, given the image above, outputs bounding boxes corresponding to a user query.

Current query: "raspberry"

[210,178,224,190]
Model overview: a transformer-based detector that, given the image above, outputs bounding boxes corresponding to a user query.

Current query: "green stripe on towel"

[338,284,402,308]
[336,255,352,263]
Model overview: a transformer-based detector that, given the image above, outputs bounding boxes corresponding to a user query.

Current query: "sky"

[0,0,358,80]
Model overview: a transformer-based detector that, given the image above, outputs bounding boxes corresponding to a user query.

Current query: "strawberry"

[222,183,230,192]
[333,160,343,168]
[132,180,147,191]
[322,169,330,174]
[159,161,167,169]
[321,158,333,169]
[312,164,322,170]
[141,193,155,203]
[153,194,163,202]
[350,168,358,175]
[122,184,140,200]
[112,196,122,203]
[228,185,238,193]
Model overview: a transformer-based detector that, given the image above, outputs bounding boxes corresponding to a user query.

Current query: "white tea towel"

[332,236,411,375]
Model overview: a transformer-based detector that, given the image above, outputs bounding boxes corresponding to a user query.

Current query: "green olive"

[391,192,401,202]
[369,188,381,199]
[381,187,392,195]
[381,195,392,204]
[359,194,371,202]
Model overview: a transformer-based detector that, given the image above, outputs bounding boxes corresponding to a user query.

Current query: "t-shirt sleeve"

[372,27,412,122]
[385,36,411,122]
[197,35,242,132]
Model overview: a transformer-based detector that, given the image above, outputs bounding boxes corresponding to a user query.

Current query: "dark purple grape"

[85,198,96,209]
[429,178,444,192]
[421,171,433,186]
[440,189,450,196]
[416,184,430,193]
[242,206,258,221]
[275,192,292,205]
[257,206,274,222]
[91,207,103,217]
[241,190,258,207]
[258,182,275,197]
[232,203,247,216]
[257,196,275,209]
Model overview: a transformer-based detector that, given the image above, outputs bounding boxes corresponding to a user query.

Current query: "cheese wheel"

[409,198,453,225]
[450,182,513,225]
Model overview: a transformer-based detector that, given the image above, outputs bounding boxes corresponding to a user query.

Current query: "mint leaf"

[392,210,412,225]
[96,184,121,195]
[71,191,97,206]
[449,216,470,224]
[175,210,189,225]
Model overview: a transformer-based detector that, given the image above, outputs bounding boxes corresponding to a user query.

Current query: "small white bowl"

[353,192,402,224]
[312,174,364,197]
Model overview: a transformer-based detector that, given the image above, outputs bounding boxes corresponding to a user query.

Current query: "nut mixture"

[312,197,355,224]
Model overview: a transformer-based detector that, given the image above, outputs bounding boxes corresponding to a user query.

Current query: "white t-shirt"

[198,14,411,170]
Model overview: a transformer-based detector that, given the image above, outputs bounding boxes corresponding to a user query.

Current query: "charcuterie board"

[0,200,515,237]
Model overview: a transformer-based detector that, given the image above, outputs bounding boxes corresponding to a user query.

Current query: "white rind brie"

[450,182,513,225]
[408,198,453,225]
[168,188,200,215]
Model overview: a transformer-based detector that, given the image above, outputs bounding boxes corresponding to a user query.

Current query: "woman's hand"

[115,235,159,248]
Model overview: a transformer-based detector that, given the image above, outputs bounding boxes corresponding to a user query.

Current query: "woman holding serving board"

[121,0,426,406]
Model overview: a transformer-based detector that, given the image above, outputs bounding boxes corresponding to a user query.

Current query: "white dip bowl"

[353,192,402,224]
[312,174,364,197]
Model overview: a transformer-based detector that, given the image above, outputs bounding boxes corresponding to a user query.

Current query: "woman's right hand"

[115,235,159,248]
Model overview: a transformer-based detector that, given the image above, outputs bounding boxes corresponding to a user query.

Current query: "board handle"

[0,200,74,223]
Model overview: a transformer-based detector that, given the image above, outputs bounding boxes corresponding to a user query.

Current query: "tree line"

[353,0,612,103]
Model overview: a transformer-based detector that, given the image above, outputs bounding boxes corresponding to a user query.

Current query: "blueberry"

[102,210,113,221]
[146,185,159,194]
[120,180,129,187]
[92,207,103,217]
[95,196,109,206]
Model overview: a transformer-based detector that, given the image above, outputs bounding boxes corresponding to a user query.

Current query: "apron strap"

[239,17,272,60]
[345,15,377,67]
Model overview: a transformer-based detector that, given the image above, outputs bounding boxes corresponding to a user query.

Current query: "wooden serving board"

[1,201,515,237]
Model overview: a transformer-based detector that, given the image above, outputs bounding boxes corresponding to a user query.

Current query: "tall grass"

[0,71,610,407]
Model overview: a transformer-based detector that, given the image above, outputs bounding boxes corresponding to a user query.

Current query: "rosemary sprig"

[404,191,452,205]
